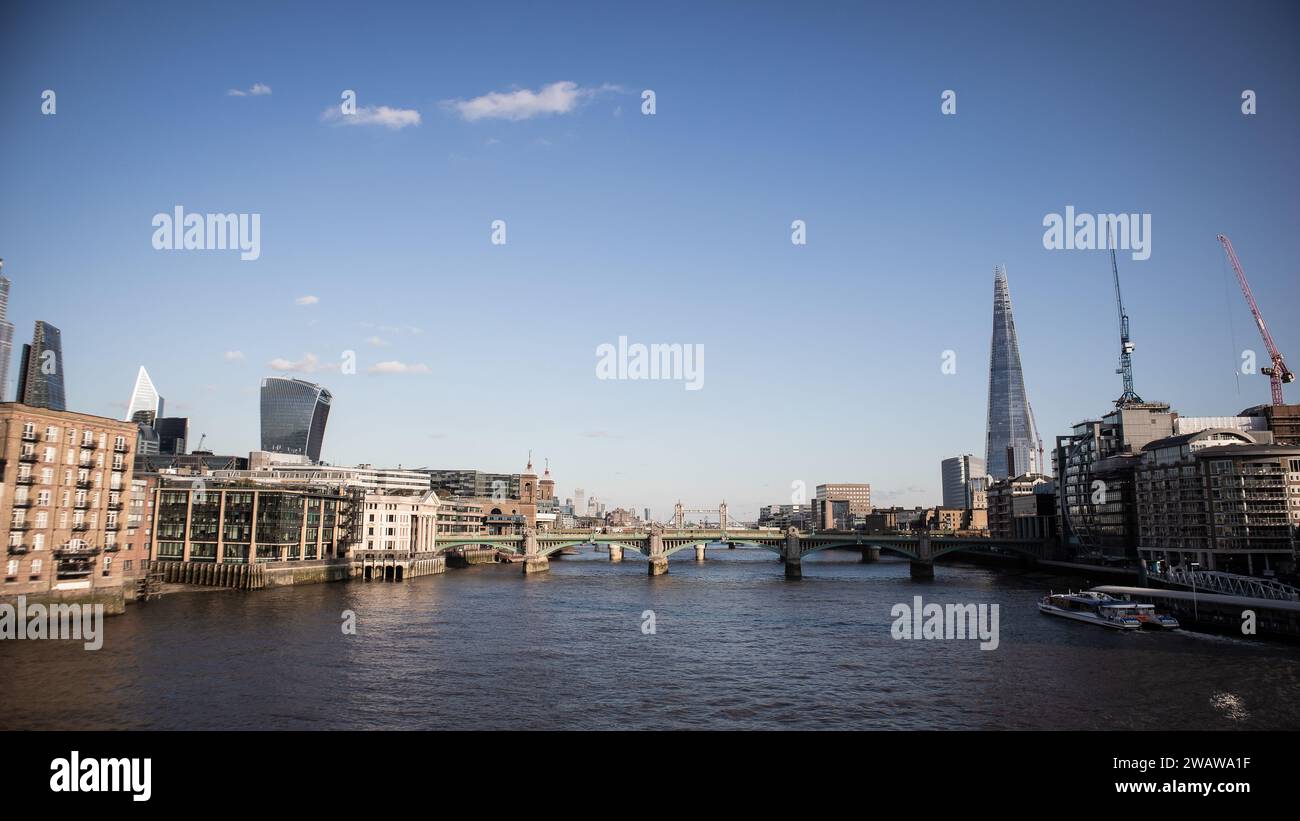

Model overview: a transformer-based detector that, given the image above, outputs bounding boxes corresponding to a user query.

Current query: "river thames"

[3,549,1298,730]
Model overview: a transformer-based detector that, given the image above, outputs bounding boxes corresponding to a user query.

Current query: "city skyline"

[1,1,1298,520]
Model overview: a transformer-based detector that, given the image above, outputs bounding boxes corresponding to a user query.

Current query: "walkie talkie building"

[984,266,1038,480]
[260,377,332,463]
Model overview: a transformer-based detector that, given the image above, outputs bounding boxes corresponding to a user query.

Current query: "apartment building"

[1,403,138,613]
[1135,429,1300,576]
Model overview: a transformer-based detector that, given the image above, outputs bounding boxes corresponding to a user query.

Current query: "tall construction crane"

[1108,225,1142,407]
[1217,234,1294,405]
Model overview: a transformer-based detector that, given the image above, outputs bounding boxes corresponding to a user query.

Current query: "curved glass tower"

[984,266,1038,479]
[260,377,332,463]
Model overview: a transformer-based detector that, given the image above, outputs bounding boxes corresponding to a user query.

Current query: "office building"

[150,478,359,564]
[815,483,872,515]
[17,321,66,411]
[259,377,332,463]
[941,455,986,509]
[984,266,1039,479]
[154,416,189,455]
[0,261,13,402]
[125,366,164,422]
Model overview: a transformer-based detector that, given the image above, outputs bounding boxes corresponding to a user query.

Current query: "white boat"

[1117,602,1180,630]
[1038,591,1142,630]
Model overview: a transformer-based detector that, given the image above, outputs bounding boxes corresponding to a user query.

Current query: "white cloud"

[223,350,245,361]
[269,353,321,373]
[368,361,430,375]
[320,105,421,130]
[445,81,617,122]
[295,295,319,306]
[228,83,272,97]
[366,336,390,347]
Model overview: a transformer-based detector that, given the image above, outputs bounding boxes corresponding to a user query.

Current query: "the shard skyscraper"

[984,266,1038,480]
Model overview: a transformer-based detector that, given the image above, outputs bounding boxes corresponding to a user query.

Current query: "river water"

[3,549,1298,730]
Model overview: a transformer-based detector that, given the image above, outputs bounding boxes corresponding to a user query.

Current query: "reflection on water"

[3,549,1298,730]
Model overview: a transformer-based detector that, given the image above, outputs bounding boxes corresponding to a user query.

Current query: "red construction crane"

[1217,234,1294,405]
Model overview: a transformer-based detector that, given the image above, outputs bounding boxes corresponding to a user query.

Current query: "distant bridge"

[435,527,1050,579]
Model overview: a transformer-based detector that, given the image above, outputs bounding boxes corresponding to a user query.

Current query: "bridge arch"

[538,538,648,558]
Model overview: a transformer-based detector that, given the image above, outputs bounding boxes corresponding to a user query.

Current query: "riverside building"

[1,403,138,612]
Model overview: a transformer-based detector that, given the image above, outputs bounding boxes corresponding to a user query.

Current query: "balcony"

[113,443,129,453]
[7,544,29,555]
[54,546,100,558]
[18,452,38,463]
[73,500,89,509]
[76,480,92,489]
[105,522,120,532]
[107,502,124,511]
[80,440,100,450]
[111,463,126,472]
[78,460,94,469]
[71,522,90,532]
[9,523,30,531]
[15,476,35,486]
[20,431,37,442]
[103,544,121,552]
[12,500,33,509]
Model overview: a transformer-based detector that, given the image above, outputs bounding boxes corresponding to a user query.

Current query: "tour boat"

[1115,601,1180,630]
[1038,591,1143,630]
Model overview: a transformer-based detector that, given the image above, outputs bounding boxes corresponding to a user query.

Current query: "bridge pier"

[695,545,706,562]
[909,560,934,580]
[521,527,548,574]
[860,547,879,563]
[648,556,669,576]
[608,544,623,562]
[783,528,802,580]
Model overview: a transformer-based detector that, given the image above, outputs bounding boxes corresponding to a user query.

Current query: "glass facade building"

[259,377,332,463]
[0,265,14,402]
[984,267,1037,480]
[16,321,66,411]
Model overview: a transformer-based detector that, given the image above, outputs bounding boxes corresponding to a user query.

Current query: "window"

[5,560,16,579]
[30,559,42,576]
[33,534,44,551]
[44,426,58,442]
[44,447,56,463]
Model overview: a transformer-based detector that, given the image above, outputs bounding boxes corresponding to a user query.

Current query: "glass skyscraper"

[16,320,66,411]
[0,261,13,402]
[984,266,1038,480]
[260,377,332,463]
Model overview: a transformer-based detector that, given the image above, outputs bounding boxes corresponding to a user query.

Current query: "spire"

[985,266,1038,479]
[543,457,551,478]
[525,449,534,473]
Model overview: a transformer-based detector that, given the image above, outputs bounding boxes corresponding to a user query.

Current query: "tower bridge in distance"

[434,526,1050,580]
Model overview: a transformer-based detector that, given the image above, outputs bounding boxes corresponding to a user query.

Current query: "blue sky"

[2,0,1297,519]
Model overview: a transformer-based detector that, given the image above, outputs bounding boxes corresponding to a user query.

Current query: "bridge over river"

[435,527,1051,580]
